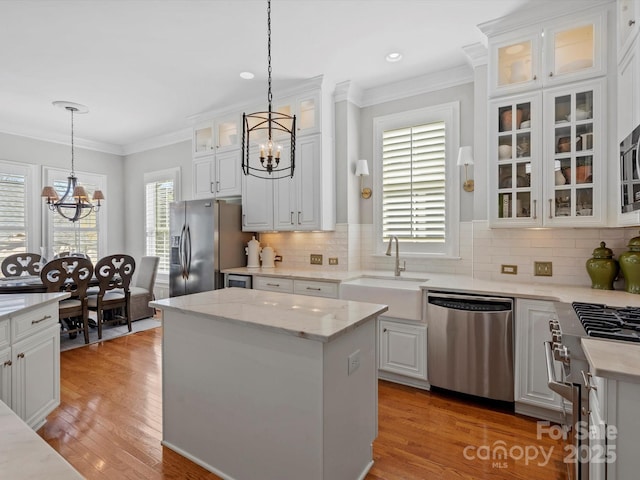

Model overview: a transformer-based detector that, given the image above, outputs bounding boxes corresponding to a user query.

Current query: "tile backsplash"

[256,221,640,288]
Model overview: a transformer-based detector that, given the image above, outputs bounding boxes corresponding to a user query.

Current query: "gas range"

[571,302,640,343]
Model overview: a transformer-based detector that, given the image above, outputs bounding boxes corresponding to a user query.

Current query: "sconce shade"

[457,146,474,166]
[355,159,370,176]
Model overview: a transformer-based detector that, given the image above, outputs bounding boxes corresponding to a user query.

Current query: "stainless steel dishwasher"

[426,291,514,402]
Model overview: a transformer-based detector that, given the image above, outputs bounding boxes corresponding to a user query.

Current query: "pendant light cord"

[69,107,76,176]
[267,0,272,108]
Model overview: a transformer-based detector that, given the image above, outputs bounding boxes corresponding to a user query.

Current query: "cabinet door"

[193,156,215,199]
[543,79,604,226]
[274,176,296,231]
[0,347,10,407]
[514,299,562,411]
[489,93,542,227]
[241,172,273,231]
[296,91,320,135]
[618,0,640,59]
[215,113,241,151]
[489,31,542,96]
[295,135,322,230]
[618,38,640,142]
[11,324,60,429]
[193,122,214,156]
[215,150,242,197]
[379,319,427,380]
[543,13,605,87]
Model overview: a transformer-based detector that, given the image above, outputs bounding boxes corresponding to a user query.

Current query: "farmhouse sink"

[339,276,427,321]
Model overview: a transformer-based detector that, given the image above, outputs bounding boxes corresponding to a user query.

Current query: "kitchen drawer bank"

[151,288,387,480]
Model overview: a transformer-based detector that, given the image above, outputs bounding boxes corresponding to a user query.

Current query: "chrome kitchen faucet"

[385,235,406,277]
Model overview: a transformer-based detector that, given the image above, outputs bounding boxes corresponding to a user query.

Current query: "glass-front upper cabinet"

[489,93,542,227]
[543,79,604,227]
[214,113,241,151]
[488,11,606,97]
[273,90,320,137]
[193,122,214,156]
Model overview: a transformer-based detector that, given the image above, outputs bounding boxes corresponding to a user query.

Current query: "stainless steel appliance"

[225,274,252,289]
[426,292,514,402]
[620,123,640,213]
[169,199,251,297]
[548,301,640,480]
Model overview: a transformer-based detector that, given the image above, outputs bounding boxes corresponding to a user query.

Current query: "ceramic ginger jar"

[585,242,618,290]
[619,232,640,294]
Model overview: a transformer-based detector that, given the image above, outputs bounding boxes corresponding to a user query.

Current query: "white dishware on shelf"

[260,245,276,268]
[498,144,512,159]
[245,236,261,268]
[520,120,531,128]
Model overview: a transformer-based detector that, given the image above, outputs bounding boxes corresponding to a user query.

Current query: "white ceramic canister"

[260,245,276,268]
[245,236,261,268]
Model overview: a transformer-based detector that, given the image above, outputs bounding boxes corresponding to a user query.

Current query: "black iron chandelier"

[41,101,104,222]
[242,0,296,179]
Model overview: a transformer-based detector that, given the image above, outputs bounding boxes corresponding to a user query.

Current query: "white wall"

[0,131,125,254]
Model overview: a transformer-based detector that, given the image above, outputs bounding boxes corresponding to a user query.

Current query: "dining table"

[0,274,100,294]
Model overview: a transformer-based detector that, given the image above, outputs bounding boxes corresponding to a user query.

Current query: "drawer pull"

[581,370,597,391]
[266,283,280,287]
[3,360,11,367]
[17,353,25,359]
[31,315,52,325]
[306,287,322,291]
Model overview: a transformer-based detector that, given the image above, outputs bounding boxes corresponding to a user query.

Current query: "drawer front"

[12,304,58,343]
[294,280,339,299]
[0,319,9,350]
[253,276,294,294]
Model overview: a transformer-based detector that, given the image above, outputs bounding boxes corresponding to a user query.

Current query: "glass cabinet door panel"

[516,102,531,128]
[195,126,213,154]
[499,164,513,189]
[555,188,572,217]
[575,90,594,120]
[554,95,572,123]
[217,121,238,148]
[299,98,316,130]
[498,40,533,87]
[553,24,594,76]
[576,156,593,184]
[555,125,571,154]
[498,135,513,160]
[498,193,513,218]
[576,188,593,215]
[516,133,531,158]
[516,192,531,217]
[516,162,531,187]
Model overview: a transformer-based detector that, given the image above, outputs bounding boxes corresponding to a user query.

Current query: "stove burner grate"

[572,302,640,342]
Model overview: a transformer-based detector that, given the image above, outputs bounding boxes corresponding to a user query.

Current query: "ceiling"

[1,0,547,154]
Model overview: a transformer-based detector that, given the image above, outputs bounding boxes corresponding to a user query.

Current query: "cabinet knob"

[533,74,537,80]
[549,72,554,77]
[630,19,636,26]
[17,353,24,359]
[3,360,11,367]
[383,328,388,333]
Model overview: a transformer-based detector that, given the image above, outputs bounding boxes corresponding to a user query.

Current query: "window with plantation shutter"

[374,102,460,257]
[144,168,180,275]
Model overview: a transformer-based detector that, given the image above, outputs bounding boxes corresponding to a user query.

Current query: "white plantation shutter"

[144,168,179,275]
[0,171,27,263]
[382,122,446,243]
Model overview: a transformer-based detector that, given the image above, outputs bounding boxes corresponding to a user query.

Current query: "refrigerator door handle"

[185,225,192,279]
[179,224,188,279]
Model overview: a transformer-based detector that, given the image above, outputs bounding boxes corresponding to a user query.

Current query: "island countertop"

[582,338,640,384]
[151,287,388,342]
[0,292,69,320]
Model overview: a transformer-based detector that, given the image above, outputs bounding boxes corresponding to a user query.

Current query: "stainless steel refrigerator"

[169,199,251,297]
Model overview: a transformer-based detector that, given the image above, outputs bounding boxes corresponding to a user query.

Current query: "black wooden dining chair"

[40,257,94,344]
[87,254,136,340]
[1,252,45,277]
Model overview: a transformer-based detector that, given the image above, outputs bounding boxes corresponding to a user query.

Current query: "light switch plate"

[310,254,323,265]
[328,257,338,265]
[535,261,553,276]
[501,264,518,275]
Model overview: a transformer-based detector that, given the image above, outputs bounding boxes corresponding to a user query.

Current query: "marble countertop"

[151,287,388,342]
[222,267,640,307]
[0,401,83,479]
[582,338,640,384]
[0,292,70,320]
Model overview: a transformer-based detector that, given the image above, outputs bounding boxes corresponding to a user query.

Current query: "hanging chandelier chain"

[69,107,75,176]
[267,0,272,107]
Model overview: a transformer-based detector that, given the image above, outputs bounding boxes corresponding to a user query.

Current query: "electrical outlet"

[310,254,323,265]
[501,264,518,275]
[328,257,338,265]
[348,349,360,375]
[535,261,553,276]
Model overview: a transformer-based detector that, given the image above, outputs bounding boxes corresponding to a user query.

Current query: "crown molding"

[121,128,192,156]
[462,42,488,68]
[333,81,364,107]
[359,64,474,108]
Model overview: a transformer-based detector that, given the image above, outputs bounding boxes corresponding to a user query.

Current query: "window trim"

[0,159,37,255]
[143,167,180,281]
[373,102,460,258]
[42,166,107,259]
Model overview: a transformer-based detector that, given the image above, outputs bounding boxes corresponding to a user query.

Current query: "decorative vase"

[585,242,618,290]
[619,231,640,294]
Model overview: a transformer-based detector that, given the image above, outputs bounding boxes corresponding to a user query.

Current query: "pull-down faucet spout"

[385,236,406,277]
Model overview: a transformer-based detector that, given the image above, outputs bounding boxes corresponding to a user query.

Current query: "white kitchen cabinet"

[193,122,214,157]
[243,134,334,232]
[253,276,339,299]
[618,0,640,60]
[214,113,241,151]
[0,303,60,430]
[490,79,605,227]
[378,318,427,381]
[193,151,242,200]
[514,299,563,421]
[486,9,607,97]
[273,89,321,136]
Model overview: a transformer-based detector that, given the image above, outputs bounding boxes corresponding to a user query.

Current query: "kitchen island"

[151,287,387,480]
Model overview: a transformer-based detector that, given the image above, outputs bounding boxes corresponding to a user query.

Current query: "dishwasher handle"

[427,294,512,312]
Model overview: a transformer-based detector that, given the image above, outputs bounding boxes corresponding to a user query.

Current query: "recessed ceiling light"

[386,52,403,63]
[240,71,255,79]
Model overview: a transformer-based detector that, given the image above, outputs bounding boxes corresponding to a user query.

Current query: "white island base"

[153,288,386,480]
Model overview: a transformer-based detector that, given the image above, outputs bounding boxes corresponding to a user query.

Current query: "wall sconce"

[457,146,474,192]
[355,159,371,199]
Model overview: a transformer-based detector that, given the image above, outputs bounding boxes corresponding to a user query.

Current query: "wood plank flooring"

[38,327,567,479]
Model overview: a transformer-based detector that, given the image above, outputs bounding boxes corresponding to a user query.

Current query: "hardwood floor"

[39,327,567,480]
